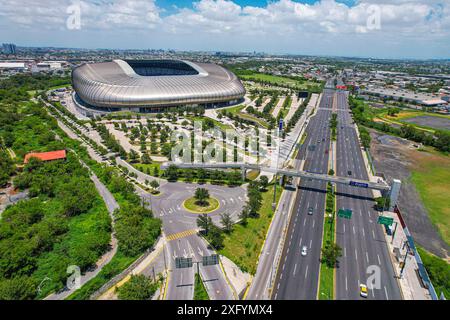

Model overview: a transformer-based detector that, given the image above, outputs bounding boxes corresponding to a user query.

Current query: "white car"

[301,246,308,256]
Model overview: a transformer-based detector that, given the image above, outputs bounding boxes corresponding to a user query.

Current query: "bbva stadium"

[71,59,246,116]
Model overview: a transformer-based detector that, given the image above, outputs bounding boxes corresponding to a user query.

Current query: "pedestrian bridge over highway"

[161,162,391,192]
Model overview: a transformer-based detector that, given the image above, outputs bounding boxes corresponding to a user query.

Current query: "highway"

[272,89,334,299]
[334,90,402,300]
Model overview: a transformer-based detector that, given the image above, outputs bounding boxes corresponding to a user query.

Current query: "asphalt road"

[137,182,245,300]
[272,89,335,299]
[334,90,402,300]
[246,93,319,300]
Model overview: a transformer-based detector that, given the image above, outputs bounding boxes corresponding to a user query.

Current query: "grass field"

[183,197,220,214]
[226,105,270,129]
[380,110,450,133]
[193,273,210,300]
[318,183,336,300]
[409,148,450,246]
[239,72,319,90]
[246,170,260,181]
[188,116,233,131]
[219,184,282,275]
[417,246,449,299]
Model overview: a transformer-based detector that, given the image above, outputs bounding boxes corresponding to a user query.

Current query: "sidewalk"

[381,211,432,300]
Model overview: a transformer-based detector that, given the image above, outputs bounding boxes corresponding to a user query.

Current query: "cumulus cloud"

[0,0,448,57]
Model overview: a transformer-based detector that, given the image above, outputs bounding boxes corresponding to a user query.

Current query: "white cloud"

[0,0,448,58]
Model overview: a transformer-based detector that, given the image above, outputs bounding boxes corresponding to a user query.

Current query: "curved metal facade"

[72,59,246,111]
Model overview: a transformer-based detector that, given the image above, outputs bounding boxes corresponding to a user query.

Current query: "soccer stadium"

[71,59,246,116]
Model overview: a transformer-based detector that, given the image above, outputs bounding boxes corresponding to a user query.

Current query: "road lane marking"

[309,239,312,248]
[305,265,309,279]
[366,252,369,263]
[355,249,358,261]
[377,254,381,265]
[362,228,365,238]
[353,226,355,235]
[166,229,197,241]
[373,230,376,239]
[345,277,348,291]
[293,264,297,276]
[384,286,389,300]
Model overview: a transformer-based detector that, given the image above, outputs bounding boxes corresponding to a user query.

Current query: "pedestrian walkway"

[382,211,432,300]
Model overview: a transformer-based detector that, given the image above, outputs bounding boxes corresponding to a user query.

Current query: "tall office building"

[2,43,17,55]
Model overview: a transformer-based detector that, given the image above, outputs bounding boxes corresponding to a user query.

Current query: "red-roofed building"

[24,150,67,164]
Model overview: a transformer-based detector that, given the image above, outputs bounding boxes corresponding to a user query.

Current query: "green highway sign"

[202,254,219,266]
[378,216,394,226]
[175,257,192,269]
[338,209,352,219]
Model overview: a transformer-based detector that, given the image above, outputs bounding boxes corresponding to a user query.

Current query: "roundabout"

[183,196,220,214]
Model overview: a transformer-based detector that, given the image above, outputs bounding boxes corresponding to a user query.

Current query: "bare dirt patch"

[369,130,449,259]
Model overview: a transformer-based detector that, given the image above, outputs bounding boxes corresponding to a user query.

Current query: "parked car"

[308,207,314,215]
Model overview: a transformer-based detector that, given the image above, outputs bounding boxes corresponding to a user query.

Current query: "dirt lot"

[369,130,449,259]
[403,115,450,131]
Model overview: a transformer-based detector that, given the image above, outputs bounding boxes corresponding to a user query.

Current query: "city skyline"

[0,0,449,60]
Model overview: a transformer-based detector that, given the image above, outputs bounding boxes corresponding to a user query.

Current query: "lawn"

[183,197,220,214]
[318,183,336,300]
[409,149,450,246]
[193,273,210,300]
[380,110,450,133]
[229,105,270,129]
[417,246,449,299]
[188,116,233,131]
[219,184,282,275]
[240,73,298,86]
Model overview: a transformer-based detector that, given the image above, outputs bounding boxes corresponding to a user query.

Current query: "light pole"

[391,221,398,245]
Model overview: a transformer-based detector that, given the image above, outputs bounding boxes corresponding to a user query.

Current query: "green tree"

[0,276,36,300]
[207,225,224,250]
[165,165,178,181]
[57,177,96,217]
[150,180,159,191]
[116,274,158,300]
[197,214,212,235]
[259,175,269,190]
[321,243,342,268]
[220,213,233,233]
[194,188,210,206]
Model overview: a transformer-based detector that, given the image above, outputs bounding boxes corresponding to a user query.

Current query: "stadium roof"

[72,59,245,109]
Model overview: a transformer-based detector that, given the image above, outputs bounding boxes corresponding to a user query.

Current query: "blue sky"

[0,0,448,59]
[157,0,357,15]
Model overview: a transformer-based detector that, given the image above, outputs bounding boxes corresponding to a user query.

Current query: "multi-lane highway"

[272,89,334,299]
[334,90,401,300]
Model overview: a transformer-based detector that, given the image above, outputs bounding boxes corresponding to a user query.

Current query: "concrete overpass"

[161,161,394,193]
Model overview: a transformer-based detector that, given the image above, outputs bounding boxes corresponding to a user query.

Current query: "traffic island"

[183,197,220,214]
[193,273,210,300]
[318,182,337,300]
